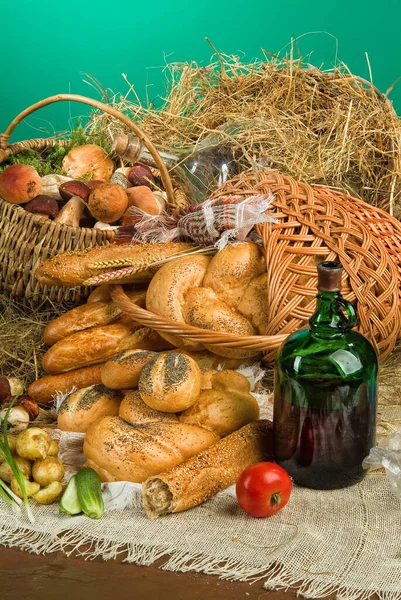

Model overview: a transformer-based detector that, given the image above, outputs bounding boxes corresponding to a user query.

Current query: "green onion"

[0,396,35,523]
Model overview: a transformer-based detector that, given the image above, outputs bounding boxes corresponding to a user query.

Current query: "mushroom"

[126,186,165,215]
[55,180,90,227]
[110,167,132,189]
[62,144,114,181]
[40,174,71,197]
[24,195,59,218]
[86,180,104,192]
[127,164,154,188]
[0,164,42,204]
[93,221,120,231]
[0,376,24,402]
[88,183,128,223]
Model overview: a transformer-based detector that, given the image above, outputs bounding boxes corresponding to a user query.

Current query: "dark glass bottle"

[273,261,378,490]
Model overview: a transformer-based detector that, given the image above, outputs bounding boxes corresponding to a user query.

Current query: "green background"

[1,0,401,142]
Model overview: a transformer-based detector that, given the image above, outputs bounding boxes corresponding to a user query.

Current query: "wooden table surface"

[1,545,301,600]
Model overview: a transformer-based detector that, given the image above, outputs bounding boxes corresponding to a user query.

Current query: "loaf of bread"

[142,420,273,518]
[42,322,140,374]
[83,416,218,483]
[183,287,258,358]
[119,390,178,425]
[101,349,156,389]
[202,242,265,309]
[87,285,111,303]
[144,242,269,354]
[146,254,210,351]
[179,371,260,437]
[27,364,104,405]
[138,352,202,412]
[237,273,270,335]
[35,242,196,286]
[44,291,146,346]
[43,301,121,346]
[58,384,123,432]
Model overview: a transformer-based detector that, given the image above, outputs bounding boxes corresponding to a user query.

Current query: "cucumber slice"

[59,475,82,515]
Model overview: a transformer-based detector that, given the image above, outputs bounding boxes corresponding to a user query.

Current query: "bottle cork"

[317,261,343,292]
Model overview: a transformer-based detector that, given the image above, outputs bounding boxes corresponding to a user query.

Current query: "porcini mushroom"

[24,195,59,218]
[126,186,165,215]
[0,164,42,204]
[88,183,128,223]
[55,180,90,227]
[110,167,132,189]
[62,144,114,181]
[40,174,71,197]
[0,377,24,402]
[127,164,154,188]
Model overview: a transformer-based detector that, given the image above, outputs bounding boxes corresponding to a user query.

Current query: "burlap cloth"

[1,397,401,600]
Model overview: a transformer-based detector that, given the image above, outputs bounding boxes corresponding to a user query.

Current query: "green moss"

[0,122,112,177]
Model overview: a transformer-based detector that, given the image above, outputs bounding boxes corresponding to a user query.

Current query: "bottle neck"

[309,291,351,338]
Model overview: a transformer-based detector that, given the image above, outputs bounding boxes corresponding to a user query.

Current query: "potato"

[11,477,40,499]
[16,428,51,460]
[32,481,63,505]
[32,457,64,486]
[47,439,59,457]
[0,457,31,483]
[0,434,17,456]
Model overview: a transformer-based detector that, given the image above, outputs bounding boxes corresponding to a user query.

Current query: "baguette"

[43,291,146,346]
[142,420,273,518]
[42,323,139,374]
[35,242,196,286]
[27,364,103,405]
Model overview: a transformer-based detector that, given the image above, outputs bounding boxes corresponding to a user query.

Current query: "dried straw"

[0,295,69,386]
[88,53,401,217]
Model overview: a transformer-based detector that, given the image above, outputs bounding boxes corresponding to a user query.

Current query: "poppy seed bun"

[138,352,202,412]
[58,384,123,432]
[101,349,156,389]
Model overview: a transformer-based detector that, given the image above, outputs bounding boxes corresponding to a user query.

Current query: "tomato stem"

[271,493,281,507]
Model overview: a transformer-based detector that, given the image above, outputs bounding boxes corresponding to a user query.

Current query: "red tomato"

[236,462,292,518]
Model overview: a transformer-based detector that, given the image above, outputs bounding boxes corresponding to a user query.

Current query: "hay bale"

[90,55,401,218]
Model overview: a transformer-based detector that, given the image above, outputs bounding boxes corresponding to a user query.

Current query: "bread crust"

[146,254,210,351]
[138,352,202,412]
[101,349,156,389]
[58,384,123,432]
[28,364,103,405]
[142,420,273,518]
[83,416,218,483]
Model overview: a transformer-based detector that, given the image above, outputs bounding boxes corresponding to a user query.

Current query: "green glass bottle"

[273,261,378,490]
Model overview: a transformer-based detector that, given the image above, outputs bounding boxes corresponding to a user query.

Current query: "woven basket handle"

[0,93,175,204]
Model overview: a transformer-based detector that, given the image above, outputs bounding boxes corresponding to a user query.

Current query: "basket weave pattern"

[112,170,401,363]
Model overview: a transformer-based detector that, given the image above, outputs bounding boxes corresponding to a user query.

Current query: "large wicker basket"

[0,94,177,304]
[111,170,401,364]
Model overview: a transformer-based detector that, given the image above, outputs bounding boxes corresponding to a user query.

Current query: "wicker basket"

[111,169,401,364]
[0,94,176,304]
